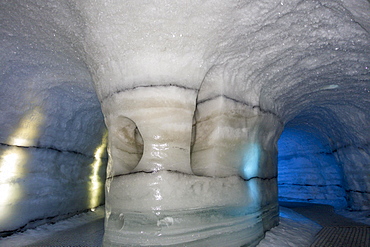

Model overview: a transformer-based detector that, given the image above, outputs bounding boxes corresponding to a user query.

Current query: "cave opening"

[277,122,348,209]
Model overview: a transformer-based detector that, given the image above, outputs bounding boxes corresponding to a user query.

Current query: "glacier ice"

[0,0,369,246]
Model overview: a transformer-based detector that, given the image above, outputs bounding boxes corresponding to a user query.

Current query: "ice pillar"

[99,83,283,246]
[76,1,284,244]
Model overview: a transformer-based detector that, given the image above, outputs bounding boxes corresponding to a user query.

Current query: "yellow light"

[0,107,44,225]
[8,107,44,147]
[89,131,108,209]
[1,152,20,174]
[0,147,27,224]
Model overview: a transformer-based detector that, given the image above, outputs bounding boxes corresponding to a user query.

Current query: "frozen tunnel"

[277,101,369,210]
[278,122,347,208]
[0,0,369,246]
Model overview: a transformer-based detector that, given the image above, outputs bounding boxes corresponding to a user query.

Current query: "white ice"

[0,206,321,247]
[0,0,369,244]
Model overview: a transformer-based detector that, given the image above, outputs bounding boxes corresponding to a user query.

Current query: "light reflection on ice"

[247,179,261,206]
[0,148,27,225]
[154,189,163,201]
[88,131,107,209]
[241,143,261,179]
[8,107,44,147]
[0,107,44,227]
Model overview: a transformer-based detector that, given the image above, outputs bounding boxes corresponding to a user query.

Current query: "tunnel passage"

[274,102,370,211]
[277,126,347,208]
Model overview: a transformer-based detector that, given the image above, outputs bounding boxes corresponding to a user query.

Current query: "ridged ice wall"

[0,0,369,246]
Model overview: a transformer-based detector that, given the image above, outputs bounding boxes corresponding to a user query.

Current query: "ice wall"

[0,0,369,245]
[253,0,370,210]
[0,1,107,235]
[334,144,370,210]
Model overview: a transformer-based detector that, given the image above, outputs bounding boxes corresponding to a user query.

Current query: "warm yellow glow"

[1,152,20,174]
[8,107,44,147]
[89,131,108,209]
[0,147,28,224]
[0,107,44,225]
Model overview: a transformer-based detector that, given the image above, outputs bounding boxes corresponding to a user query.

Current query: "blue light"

[277,127,346,208]
[247,179,261,206]
[241,143,260,180]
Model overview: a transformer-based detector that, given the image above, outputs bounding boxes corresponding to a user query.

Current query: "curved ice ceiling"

[0,0,369,245]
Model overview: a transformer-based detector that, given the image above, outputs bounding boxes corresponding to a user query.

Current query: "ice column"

[100,83,283,246]
[76,0,284,244]
[102,86,206,246]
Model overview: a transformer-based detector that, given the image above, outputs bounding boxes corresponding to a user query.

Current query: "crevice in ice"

[106,169,195,179]
[0,207,96,238]
[319,1,370,35]
[0,142,102,159]
[243,176,278,182]
[100,84,199,103]
[278,151,338,161]
[346,189,370,195]
[332,142,369,153]
[196,94,283,124]
[278,182,343,188]
[106,169,277,182]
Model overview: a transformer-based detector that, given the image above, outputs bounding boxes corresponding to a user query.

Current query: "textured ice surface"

[102,86,197,175]
[104,169,279,246]
[257,207,321,247]
[0,0,369,244]
[0,0,107,233]
[0,207,105,247]
[334,145,370,210]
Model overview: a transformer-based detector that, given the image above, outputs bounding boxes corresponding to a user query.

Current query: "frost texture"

[0,0,369,246]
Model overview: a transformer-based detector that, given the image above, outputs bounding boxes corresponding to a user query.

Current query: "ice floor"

[0,203,369,247]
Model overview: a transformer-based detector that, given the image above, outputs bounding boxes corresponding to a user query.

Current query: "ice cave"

[0,0,369,246]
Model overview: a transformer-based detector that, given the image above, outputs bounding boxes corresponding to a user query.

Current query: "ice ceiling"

[0,0,369,246]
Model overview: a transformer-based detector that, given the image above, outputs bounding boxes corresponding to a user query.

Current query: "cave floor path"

[280,201,370,247]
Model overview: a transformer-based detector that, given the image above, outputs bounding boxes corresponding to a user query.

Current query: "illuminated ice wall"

[0,1,107,235]
[0,0,369,246]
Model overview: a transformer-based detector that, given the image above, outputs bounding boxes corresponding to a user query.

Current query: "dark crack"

[101,84,199,103]
[0,142,107,160]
